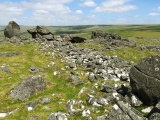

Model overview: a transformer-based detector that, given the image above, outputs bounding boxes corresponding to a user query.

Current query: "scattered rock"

[82,109,90,117]
[39,97,52,104]
[29,65,44,73]
[0,108,19,118]
[26,102,37,111]
[0,52,21,57]
[106,101,147,120]
[0,64,11,74]
[66,99,84,115]
[48,112,68,120]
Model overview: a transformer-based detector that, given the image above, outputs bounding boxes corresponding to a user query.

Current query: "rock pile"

[130,56,160,105]
[27,26,55,41]
[4,21,21,38]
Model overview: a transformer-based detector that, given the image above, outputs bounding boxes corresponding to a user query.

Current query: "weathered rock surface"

[27,26,54,41]
[26,102,37,111]
[0,52,21,57]
[66,99,84,115]
[60,34,86,43]
[0,64,11,74]
[10,75,46,100]
[29,65,44,73]
[48,112,68,120]
[130,56,160,105]
[106,101,147,120]
[91,30,107,39]
[4,21,20,38]
[91,30,121,40]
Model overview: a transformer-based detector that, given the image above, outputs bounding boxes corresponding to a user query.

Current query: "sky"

[0,0,160,26]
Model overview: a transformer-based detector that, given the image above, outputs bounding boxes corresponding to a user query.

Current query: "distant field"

[1,25,160,38]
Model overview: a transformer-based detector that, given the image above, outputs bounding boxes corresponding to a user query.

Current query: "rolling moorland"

[0,24,160,120]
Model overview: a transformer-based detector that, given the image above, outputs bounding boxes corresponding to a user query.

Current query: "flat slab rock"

[0,52,21,57]
[10,75,46,100]
[130,56,160,105]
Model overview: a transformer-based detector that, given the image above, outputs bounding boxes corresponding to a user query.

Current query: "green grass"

[0,41,87,120]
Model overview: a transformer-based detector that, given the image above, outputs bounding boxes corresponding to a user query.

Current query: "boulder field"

[0,21,160,120]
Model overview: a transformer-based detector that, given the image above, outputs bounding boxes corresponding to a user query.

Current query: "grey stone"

[88,73,96,82]
[39,97,52,104]
[0,64,11,74]
[4,21,20,38]
[130,56,160,105]
[48,112,68,120]
[27,26,54,41]
[72,80,84,86]
[106,101,147,120]
[26,102,37,111]
[10,75,46,100]
[29,66,44,73]
[66,99,84,115]
[86,94,102,107]
[149,113,160,120]
[0,52,21,57]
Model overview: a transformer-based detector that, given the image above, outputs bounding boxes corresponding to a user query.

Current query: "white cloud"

[75,10,83,14]
[80,0,97,7]
[94,0,137,13]
[0,0,75,25]
[148,13,160,16]
[87,14,96,19]
[0,2,23,16]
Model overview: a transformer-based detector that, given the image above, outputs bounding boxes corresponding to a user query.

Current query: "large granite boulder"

[27,26,54,41]
[4,21,20,38]
[130,56,160,105]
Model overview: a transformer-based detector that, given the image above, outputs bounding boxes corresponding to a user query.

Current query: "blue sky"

[0,0,160,25]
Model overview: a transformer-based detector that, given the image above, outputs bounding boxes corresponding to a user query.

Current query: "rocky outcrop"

[4,21,21,38]
[91,30,121,40]
[10,75,46,100]
[27,26,54,41]
[91,30,107,39]
[60,34,86,43]
[130,56,160,105]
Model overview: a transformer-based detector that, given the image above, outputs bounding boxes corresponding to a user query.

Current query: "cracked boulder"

[130,56,160,105]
